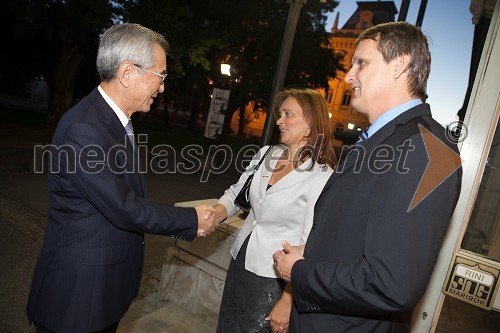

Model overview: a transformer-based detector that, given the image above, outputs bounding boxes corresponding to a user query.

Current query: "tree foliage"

[1,0,124,125]
[1,0,342,133]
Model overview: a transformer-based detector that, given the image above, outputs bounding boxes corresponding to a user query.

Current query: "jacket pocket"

[81,245,129,265]
[268,235,301,251]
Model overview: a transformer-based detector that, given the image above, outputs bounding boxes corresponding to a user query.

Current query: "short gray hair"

[96,23,169,82]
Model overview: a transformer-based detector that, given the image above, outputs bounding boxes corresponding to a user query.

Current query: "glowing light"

[221,64,231,76]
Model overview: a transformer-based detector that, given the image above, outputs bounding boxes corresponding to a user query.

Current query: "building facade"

[228,1,399,143]
[325,1,398,136]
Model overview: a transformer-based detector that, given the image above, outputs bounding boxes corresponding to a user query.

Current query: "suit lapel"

[89,89,130,149]
[266,159,315,194]
[256,146,316,195]
[319,103,431,197]
[138,171,148,198]
[258,146,281,196]
[89,89,148,198]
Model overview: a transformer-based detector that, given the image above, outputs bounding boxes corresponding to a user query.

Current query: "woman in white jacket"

[214,89,337,333]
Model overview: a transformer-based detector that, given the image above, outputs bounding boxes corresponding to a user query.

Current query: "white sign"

[443,251,500,310]
[456,265,494,286]
[204,88,230,140]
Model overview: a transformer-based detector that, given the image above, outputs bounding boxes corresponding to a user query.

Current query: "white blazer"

[217,145,333,278]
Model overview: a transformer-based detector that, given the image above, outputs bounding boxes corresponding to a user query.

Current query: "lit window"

[341,90,352,106]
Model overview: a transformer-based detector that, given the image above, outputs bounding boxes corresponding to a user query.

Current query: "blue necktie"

[357,128,369,143]
[125,120,135,147]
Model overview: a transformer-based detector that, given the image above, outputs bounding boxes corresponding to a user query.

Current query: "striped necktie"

[357,128,369,143]
[344,128,369,160]
[125,120,135,147]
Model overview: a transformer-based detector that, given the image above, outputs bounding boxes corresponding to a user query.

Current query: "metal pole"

[398,0,411,22]
[261,0,307,146]
[416,0,428,27]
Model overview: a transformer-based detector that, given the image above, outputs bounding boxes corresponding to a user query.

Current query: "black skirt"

[217,235,286,333]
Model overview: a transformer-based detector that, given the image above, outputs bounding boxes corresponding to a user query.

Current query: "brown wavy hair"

[273,88,337,169]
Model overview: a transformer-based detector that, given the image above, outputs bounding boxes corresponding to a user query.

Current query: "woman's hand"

[266,284,293,333]
[213,204,228,224]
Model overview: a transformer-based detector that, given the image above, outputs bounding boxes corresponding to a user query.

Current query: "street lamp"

[261,0,325,146]
[221,63,231,76]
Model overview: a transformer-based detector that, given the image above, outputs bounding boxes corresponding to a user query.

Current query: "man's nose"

[345,68,355,83]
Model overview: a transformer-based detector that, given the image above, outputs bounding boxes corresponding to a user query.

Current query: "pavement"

[0,124,239,332]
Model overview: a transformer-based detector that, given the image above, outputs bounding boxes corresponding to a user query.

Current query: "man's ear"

[393,54,411,79]
[118,62,134,88]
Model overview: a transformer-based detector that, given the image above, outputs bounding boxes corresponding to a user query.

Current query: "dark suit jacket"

[289,104,462,333]
[26,88,198,332]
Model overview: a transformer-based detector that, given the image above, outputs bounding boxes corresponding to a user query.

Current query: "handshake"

[194,204,228,237]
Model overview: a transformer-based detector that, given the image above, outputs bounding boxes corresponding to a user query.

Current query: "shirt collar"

[367,99,422,137]
[97,85,130,127]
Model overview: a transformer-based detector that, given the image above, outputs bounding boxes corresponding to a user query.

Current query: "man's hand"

[273,241,304,283]
[194,205,217,237]
[293,245,305,256]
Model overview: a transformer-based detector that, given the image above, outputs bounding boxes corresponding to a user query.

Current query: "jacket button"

[311,224,316,230]
[253,220,257,226]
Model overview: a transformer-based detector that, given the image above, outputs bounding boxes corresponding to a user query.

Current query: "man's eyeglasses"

[133,64,167,83]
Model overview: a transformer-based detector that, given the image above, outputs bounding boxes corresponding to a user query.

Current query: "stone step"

[165,308,218,333]
[118,292,160,328]
[117,300,191,333]
[117,301,218,333]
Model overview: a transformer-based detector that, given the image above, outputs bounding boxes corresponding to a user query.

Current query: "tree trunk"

[220,107,235,141]
[237,102,247,139]
[163,92,170,127]
[46,37,85,127]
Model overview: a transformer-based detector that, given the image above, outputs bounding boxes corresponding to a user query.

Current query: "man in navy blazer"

[26,23,217,333]
[274,22,462,332]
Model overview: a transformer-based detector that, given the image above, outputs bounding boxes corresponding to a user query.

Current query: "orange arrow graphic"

[408,125,463,212]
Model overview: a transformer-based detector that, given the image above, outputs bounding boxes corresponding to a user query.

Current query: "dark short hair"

[356,22,430,100]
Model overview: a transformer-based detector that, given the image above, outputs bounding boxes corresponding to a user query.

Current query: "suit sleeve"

[62,122,198,240]
[291,133,461,315]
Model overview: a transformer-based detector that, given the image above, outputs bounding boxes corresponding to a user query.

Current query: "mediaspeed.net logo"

[408,124,463,212]
[31,122,464,208]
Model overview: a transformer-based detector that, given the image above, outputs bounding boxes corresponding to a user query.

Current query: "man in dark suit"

[273,22,462,333]
[26,23,217,333]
